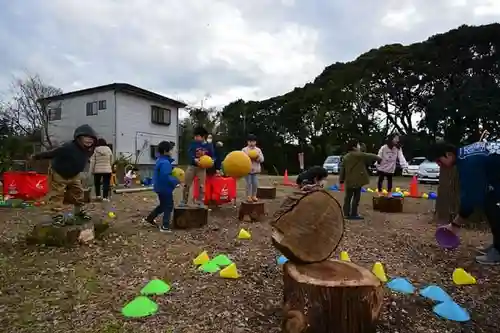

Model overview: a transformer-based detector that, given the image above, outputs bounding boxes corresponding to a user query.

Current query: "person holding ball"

[427,141,500,265]
[242,134,264,202]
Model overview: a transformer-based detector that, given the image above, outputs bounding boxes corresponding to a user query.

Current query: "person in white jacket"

[90,138,113,200]
[376,134,408,193]
[242,134,264,202]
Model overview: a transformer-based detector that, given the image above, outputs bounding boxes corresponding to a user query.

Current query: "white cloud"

[0,0,498,109]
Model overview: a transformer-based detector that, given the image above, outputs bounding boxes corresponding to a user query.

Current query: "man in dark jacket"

[32,124,97,225]
[427,141,500,265]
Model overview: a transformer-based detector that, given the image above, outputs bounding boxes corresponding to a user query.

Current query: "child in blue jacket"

[143,141,179,232]
[428,141,500,265]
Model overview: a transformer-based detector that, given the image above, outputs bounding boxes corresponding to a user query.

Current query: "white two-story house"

[39,83,186,168]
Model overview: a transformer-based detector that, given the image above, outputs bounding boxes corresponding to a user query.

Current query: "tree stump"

[372,196,403,213]
[282,259,384,333]
[271,190,344,264]
[172,206,208,229]
[26,220,96,246]
[238,201,266,222]
[257,186,277,199]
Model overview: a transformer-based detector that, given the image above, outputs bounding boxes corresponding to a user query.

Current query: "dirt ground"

[0,175,499,333]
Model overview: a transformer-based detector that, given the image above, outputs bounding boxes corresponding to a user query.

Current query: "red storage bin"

[2,171,48,200]
[193,175,237,205]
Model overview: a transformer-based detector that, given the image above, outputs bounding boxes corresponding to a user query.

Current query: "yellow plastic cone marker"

[395,187,401,192]
[219,263,240,279]
[452,268,476,285]
[422,193,429,199]
[403,191,410,196]
[193,251,210,266]
[340,251,351,262]
[238,229,251,239]
[367,188,374,192]
[382,189,388,195]
[372,262,388,282]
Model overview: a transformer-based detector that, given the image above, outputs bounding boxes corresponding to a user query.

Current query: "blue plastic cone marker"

[277,255,288,265]
[391,192,402,198]
[419,285,452,303]
[433,301,470,322]
[361,188,367,192]
[386,277,415,294]
[328,185,338,191]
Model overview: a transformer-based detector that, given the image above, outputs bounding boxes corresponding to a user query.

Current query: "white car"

[417,160,440,184]
[323,155,341,174]
[403,157,426,177]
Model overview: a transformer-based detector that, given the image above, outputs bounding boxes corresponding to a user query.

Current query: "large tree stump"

[271,190,344,264]
[372,196,403,213]
[282,260,384,333]
[238,201,266,222]
[172,207,208,229]
[26,220,96,246]
[257,186,277,199]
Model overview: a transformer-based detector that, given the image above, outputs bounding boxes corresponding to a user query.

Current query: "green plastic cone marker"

[140,279,171,295]
[121,296,159,318]
[199,261,220,273]
[211,254,232,267]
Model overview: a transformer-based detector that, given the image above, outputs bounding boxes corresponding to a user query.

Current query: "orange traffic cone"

[409,175,419,197]
[283,169,295,186]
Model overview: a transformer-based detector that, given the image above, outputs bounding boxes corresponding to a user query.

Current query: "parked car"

[403,157,426,177]
[323,155,341,174]
[417,160,440,184]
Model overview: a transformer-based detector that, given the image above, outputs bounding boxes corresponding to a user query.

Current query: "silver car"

[323,155,341,174]
[417,160,440,184]
[403,157,426,177]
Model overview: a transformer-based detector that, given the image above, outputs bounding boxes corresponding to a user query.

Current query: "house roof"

[38,83,187,108]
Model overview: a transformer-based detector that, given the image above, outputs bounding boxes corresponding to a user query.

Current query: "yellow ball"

[247,149,259,160]
[172,167,185,182]
[198,155,214,169]
[222,151,252,178]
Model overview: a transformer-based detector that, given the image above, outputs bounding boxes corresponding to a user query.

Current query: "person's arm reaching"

[457,156,488,219]
[188,143,197,165]
[32,146,64,160]
[361,152,382,163]
[397,148,409,168]
[159,162,179,187]
[257,148,264,163]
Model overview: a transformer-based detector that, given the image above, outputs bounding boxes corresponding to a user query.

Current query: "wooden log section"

[271,190,344,263]
[372,196,403,213]
[238,201,266,222]
[172,206,209,229]
[26,220,96,247]
[282,260,384,333]
[256,186,277,199]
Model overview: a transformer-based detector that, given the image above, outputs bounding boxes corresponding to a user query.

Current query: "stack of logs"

[270,189,384,333]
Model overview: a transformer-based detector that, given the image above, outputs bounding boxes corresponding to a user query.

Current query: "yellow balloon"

[172,167,185,182]
[222,151,252,178]
[247,149,259,160]
[198,155,214,169]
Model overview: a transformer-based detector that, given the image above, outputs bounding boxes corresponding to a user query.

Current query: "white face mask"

[206,138,213,143]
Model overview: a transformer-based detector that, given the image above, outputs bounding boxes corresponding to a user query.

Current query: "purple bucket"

[435,226,460,250]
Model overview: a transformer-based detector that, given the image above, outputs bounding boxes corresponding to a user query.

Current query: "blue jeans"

[146,193,174,229]
[245,173,258,197]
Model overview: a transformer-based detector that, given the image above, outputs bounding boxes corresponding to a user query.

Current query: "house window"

[151,106,171,125]
[48,107,62,121]
[86,102,98,116]
[150,145,159,159]
[98,100,107,110]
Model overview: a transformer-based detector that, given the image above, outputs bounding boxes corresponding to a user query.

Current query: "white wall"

[115,92,179,165]
[46,90,116,147]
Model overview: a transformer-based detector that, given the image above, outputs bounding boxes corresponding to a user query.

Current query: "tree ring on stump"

[271,190,344,263]
[172,206,209,229]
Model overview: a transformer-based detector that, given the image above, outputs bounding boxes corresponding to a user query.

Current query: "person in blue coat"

[143,141,179,232]
[427,141,500,264]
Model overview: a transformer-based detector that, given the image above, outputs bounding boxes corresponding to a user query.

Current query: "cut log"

[172,206,208,229]
[63,187,91,204]
[26,219,96,246]
[282,259,384,333]
[238,201,266,222]
[271,190,344,264]
[372,196,403,213]
[257,186,277,199]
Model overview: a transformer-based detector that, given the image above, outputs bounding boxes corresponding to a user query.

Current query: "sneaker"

[102,198,110,202]
[178,200,187,207]
[51,214,66,226]
[476,244,493,255]
[96,196,102,201]
[142,218,157,227]
[197,202,206,209]
[247,196,253,203]
[75,210,92,221]
[251,196,259,202]
[475,247,500,265]
[348,215,364,220]
[159,226,172,233]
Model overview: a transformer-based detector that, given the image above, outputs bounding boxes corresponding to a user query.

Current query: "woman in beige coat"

[90,138,113,200]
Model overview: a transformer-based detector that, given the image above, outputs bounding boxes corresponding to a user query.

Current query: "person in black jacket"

[32,124,97,225]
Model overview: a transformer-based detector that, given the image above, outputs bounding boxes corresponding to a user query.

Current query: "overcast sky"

[0,0,499,109]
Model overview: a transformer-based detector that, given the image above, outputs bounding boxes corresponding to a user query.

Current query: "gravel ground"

[0,176,498,333]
